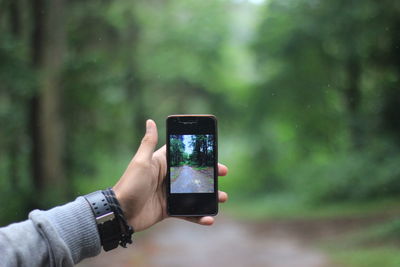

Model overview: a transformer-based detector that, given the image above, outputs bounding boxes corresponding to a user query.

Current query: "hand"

[113,119,228,232]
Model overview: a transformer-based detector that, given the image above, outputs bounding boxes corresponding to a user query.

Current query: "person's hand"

[113,119,228,232]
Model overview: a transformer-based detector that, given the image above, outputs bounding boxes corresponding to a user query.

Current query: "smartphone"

[166,115,218,216]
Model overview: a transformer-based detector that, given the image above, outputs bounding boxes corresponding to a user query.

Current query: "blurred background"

[1,0,400,266]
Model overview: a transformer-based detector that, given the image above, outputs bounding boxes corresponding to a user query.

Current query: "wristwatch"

[84,191,121,251]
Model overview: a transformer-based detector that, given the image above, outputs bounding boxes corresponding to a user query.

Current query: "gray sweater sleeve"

[0,196,101,266]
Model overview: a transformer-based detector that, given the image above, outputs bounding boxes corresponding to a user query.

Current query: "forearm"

[0,197,101,267]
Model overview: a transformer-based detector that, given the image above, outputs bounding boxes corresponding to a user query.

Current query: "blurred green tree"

[251,0,400,200]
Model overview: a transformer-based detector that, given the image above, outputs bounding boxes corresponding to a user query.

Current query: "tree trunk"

[127,66,146,147]
[8,0,21,191]
[30,0,67,204]
[344,55,362,150]
[41,0,67,196]
[204,138,208,166]
[122,15,146,148]
[381,18,400,145]
[30,0,45,196]
[9,0,21,37]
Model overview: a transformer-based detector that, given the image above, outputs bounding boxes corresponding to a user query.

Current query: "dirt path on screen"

[171,165,213,193]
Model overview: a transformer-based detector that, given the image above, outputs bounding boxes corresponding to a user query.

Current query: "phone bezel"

[166,115,218,216]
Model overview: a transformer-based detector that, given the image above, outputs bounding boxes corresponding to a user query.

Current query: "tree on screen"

[189,135,213,167]
[170,135,185,167]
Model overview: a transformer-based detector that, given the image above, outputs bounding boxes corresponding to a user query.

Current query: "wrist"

[112,186,132,223]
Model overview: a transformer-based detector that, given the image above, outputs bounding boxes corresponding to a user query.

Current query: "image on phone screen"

[170,134,215,193]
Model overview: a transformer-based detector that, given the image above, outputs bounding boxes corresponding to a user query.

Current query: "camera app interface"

[170,134,214,193]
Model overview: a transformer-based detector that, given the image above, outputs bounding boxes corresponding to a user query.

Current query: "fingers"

[218,190,228,203]
[218,163,228,176]
[136,120,158,161]
[181,216,215,226]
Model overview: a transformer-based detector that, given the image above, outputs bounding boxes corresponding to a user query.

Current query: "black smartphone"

[166,115,218,216]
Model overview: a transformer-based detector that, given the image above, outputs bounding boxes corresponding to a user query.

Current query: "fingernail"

[146,119,151,132]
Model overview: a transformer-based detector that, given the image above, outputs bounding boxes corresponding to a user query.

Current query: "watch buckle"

[96,212,115,224]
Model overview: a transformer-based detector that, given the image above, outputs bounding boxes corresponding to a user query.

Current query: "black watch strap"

[84,191,121,251]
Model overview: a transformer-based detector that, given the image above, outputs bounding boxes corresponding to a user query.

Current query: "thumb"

[136,119,158,161]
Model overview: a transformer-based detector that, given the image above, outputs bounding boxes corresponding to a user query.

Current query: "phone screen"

[169,134,215,193]
[166,115,218,216]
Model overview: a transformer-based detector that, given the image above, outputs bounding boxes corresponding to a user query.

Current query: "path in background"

[78,217,334,267]
[171,165,213,193]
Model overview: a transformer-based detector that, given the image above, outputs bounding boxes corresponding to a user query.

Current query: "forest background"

[1,0,400,265]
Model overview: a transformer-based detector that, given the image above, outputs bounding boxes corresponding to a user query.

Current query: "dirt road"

[171,165,213,193]
[77,217,334,267]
